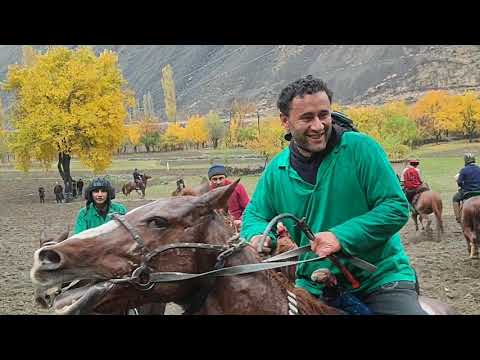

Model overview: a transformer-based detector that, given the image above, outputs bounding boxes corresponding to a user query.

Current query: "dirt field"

[2,173,480,315]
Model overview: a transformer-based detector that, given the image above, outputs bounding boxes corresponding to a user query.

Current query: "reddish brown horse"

[35,228,166,315]
[122,174,151,199]
[410,187,444,242]
[31,181,456,315]
[460,195,480,259]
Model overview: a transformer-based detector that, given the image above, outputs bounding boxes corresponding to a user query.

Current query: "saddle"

[462,190,480,202]
[410,184,430,213]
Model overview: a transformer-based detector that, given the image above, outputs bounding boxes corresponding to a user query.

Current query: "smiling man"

[240,75,424,315]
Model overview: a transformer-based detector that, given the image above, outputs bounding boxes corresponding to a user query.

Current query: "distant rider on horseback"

[401,159,427,208]
[133,168,143,189]
[453,153,480,223]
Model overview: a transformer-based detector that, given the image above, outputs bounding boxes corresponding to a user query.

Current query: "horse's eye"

[149,217,169,229]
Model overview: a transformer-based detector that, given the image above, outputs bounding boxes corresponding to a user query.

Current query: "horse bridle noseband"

[109,213,233,290]
[107,213,369,288]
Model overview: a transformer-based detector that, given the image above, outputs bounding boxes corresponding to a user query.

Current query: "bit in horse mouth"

[39,279,114,315]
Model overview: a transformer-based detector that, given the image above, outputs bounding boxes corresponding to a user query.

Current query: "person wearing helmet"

[452,153,480,223]
[74,177,127,234]
[400,159,426,206]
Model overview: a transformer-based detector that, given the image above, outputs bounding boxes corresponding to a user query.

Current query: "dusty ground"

[1,174,479,315]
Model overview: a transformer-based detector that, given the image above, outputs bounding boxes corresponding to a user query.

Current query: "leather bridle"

[109,213,233,290]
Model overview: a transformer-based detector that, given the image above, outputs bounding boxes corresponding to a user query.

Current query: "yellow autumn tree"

[125,123,143,152]
[409,90,452,143]
[161,64,177,123]
[245,117,287,165]
[380,100,409,119]
[224,117,241,148]
[2,46,134,199]
[0,99,8,162]
[345,105,385,142]
[230,99,256,128]
[184,115,208,149]
[162,123,186,151]
[447,92,480,142]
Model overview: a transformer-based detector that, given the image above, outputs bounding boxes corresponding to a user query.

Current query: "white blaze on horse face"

[72,221,120,240]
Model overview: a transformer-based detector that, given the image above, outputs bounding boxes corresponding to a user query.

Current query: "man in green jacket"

[74,177,127,234]
[240,75,425,315]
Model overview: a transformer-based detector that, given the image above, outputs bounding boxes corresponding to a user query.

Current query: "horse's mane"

[266,265,342,315]
[179,187,200,196]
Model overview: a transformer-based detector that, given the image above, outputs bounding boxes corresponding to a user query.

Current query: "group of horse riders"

[400,153,480,224]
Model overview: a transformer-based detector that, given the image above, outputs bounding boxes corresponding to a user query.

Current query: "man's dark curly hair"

[277,75,333,116]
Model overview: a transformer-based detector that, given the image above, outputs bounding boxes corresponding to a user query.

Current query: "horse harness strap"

[109,214,330,288]
[110,214,231,289]
[111,213,144,248]
[109,214,377,290]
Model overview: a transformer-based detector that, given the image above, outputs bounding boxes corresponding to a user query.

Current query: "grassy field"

[2,141,478,211]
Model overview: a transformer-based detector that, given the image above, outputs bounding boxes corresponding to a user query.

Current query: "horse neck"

[210,247,295,314]
[189,216,281,314]
[195,216,341,315]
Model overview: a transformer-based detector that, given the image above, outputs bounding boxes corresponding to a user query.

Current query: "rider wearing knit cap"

[207,164,250,231]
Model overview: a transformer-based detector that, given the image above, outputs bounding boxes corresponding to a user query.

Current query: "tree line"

[1,46,480,189]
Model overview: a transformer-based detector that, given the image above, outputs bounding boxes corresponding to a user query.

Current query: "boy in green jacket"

[74,177,127,234]
[240,75,425,315]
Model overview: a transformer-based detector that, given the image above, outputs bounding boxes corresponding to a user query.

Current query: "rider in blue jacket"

[453,153,480,223]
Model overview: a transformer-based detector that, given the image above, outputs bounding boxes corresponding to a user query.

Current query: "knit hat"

[208,164,226,179]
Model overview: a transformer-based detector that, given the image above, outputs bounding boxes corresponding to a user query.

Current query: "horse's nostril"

[39,249,62,265]
[35,295,49,308]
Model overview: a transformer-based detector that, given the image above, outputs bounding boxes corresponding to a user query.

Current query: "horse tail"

[473,202,480,257]
[432,193,444,240]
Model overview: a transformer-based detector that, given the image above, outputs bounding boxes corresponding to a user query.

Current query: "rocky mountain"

[0,45,479,119]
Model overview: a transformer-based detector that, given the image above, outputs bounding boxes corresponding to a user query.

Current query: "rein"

[109,213,376,287]
[108,214,325,288]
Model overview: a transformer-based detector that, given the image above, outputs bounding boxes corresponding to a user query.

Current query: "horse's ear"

[39,230,48,247]
[196,178,240,211]
[57,229,70,243]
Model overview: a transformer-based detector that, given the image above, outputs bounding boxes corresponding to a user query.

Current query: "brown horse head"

[35,227,71,308]
[31,180,239,314]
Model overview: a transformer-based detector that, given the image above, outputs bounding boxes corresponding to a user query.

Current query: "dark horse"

[460,194,480,259]
[122,174,151,199]
[31,181,456,315]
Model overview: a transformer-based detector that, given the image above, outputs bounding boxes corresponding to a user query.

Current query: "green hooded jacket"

[240,131,415,297]
[74,202,128,234]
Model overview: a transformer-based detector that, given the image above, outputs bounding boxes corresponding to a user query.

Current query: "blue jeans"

[358,281,427,315]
